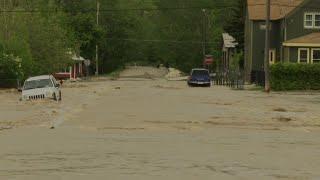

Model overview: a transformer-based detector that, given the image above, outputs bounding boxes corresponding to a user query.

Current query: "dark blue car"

[188,68,211,87]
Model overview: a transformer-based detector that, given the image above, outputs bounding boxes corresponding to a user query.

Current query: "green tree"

[0,0,75,78]
[223,0,246,51]
[0,0,242,81]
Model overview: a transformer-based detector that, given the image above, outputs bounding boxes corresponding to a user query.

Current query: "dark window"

[312,49,320,63]
[305,14,313,28]
[315,14,320,27]
[299,49,309,64]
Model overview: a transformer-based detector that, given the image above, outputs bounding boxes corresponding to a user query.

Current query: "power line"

[0,7,226,13]
[105,37,220,44]
[1,3,320,13]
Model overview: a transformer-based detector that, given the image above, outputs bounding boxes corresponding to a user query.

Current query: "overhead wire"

[1,3,320,13]
[0,2,309,45]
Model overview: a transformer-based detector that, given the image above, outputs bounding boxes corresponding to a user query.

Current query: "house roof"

[222,33,238,48]
[283,32,320,47]
[247,0,304,20]
[72,54,85,61]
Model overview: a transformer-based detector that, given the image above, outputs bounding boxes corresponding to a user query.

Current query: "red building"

[54,55,87,80]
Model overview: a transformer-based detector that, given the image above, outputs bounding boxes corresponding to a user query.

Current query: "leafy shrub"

[0,53,23,88]
[270,63,320,91]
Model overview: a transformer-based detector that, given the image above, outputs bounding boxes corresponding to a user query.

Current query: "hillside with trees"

[0,0,244,84]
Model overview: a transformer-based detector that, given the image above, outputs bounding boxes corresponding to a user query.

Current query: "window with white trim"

[305,13,314,28]
[298,48,309,64]
[311,48,320,64]
[304,13,320,29]
[315,14,320,28]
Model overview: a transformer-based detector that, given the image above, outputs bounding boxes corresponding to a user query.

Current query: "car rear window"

[192,70,209,76]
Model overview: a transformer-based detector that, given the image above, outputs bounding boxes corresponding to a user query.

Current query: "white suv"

[22,75,62,101]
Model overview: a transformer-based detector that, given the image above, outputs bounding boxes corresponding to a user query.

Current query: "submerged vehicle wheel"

[59,91,62,101]
[53,93,58,101]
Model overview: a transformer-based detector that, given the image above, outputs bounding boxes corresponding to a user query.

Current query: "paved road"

[1,80,320,180]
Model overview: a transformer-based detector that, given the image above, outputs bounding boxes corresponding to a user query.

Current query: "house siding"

[251,21,265,71]
[285,0,320,41]
[272,21,282,62]
[279,19,286,61]
[245,0,320,84]
[284,0,320,62]
[244,8,252,81]
[283,47,290,62]
[289,48,299,62]
[251,20,281,71]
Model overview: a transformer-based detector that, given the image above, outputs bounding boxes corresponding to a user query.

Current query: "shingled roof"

[247,0,305,20]
[283,32,320,47]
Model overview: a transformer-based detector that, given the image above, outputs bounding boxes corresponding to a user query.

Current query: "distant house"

[54,54,87,80]
[71,55,86,79]
[222,33,238,71]
[245,0,320,82]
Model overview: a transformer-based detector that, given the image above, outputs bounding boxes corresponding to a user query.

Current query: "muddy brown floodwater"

[1,79,320,180]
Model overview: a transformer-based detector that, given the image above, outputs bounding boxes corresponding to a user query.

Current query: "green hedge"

[270,63,320,91]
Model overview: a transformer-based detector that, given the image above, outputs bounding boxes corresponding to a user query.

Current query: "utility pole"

[202,9,206,57]
[264,0,271,92]
[3,0,8,42]
[95,0,100,75]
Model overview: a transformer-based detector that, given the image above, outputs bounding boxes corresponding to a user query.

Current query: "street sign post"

[203,55,214,73]
[203,55,214,65]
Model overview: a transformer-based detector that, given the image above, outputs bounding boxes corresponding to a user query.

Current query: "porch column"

[69,66,72,79]
[74,64,76,79]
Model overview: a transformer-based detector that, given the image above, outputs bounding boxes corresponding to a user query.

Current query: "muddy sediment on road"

[1,78,320,179]
[0,81,112,131]
[1,79,320,132]
[119,66,169,79]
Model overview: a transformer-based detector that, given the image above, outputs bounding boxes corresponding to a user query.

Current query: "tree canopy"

[0,0,243,81]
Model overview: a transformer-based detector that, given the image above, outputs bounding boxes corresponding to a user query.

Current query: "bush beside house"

[270,63,320,91]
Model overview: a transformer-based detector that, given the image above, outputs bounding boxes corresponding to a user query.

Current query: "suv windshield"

[24,79,53,90]
[192,70,209,76]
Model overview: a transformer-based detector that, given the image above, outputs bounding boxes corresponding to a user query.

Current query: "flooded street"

[2,0,320,178]
[1,79,320,179]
